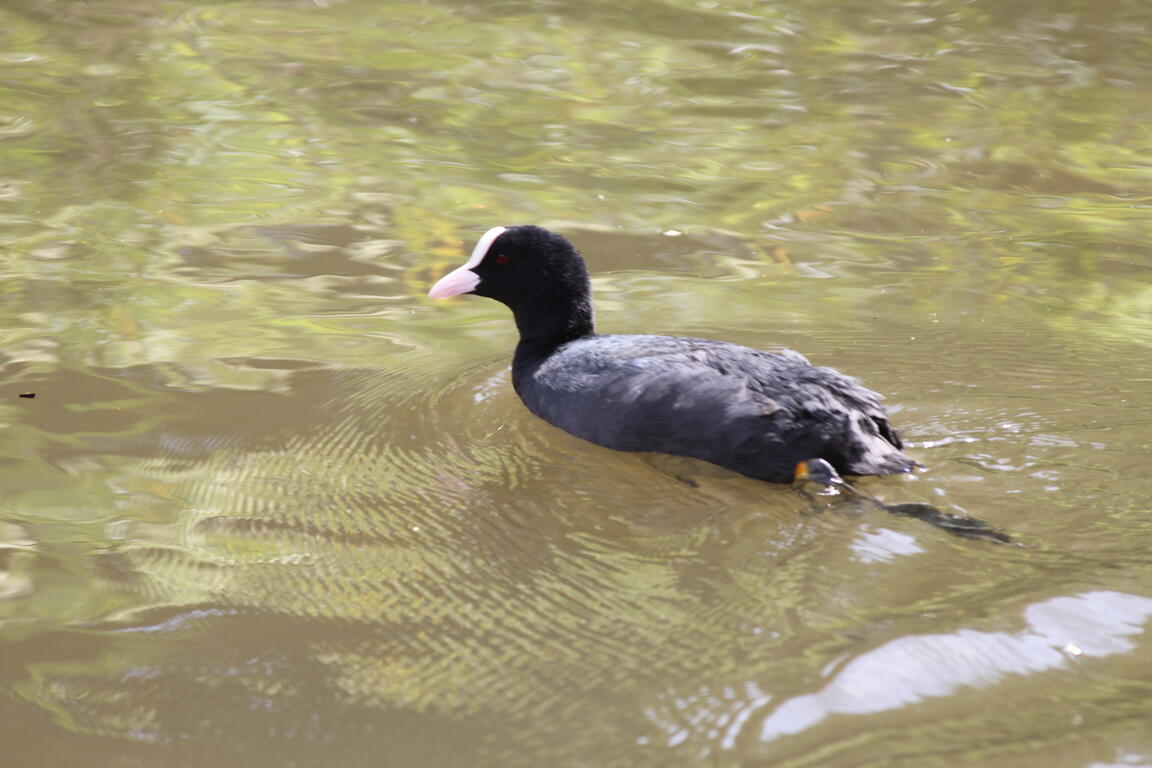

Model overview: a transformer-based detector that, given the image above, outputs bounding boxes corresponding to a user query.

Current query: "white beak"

[427,226,507,299]
[428,264,480,299]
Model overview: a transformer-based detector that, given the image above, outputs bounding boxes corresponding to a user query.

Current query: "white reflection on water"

[758,591,1152,742]
[850,528,925,564]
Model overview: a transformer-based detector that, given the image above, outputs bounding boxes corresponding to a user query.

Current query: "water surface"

[1,1,1151,766]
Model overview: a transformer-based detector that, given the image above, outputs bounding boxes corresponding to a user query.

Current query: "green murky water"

[1,1,1150,766]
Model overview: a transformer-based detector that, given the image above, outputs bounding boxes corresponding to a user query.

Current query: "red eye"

[495,254,511,265]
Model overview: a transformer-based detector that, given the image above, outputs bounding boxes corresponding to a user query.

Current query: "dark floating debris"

[18,393,35,399]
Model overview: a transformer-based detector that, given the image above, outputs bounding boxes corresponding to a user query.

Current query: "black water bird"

[430,225,920,485]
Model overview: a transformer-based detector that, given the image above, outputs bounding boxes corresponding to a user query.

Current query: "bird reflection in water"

[793,459,1014,544]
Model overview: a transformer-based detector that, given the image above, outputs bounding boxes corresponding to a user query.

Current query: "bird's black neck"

[510,292,595,373]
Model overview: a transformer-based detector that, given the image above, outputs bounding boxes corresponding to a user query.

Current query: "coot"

[429,225,919,483]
